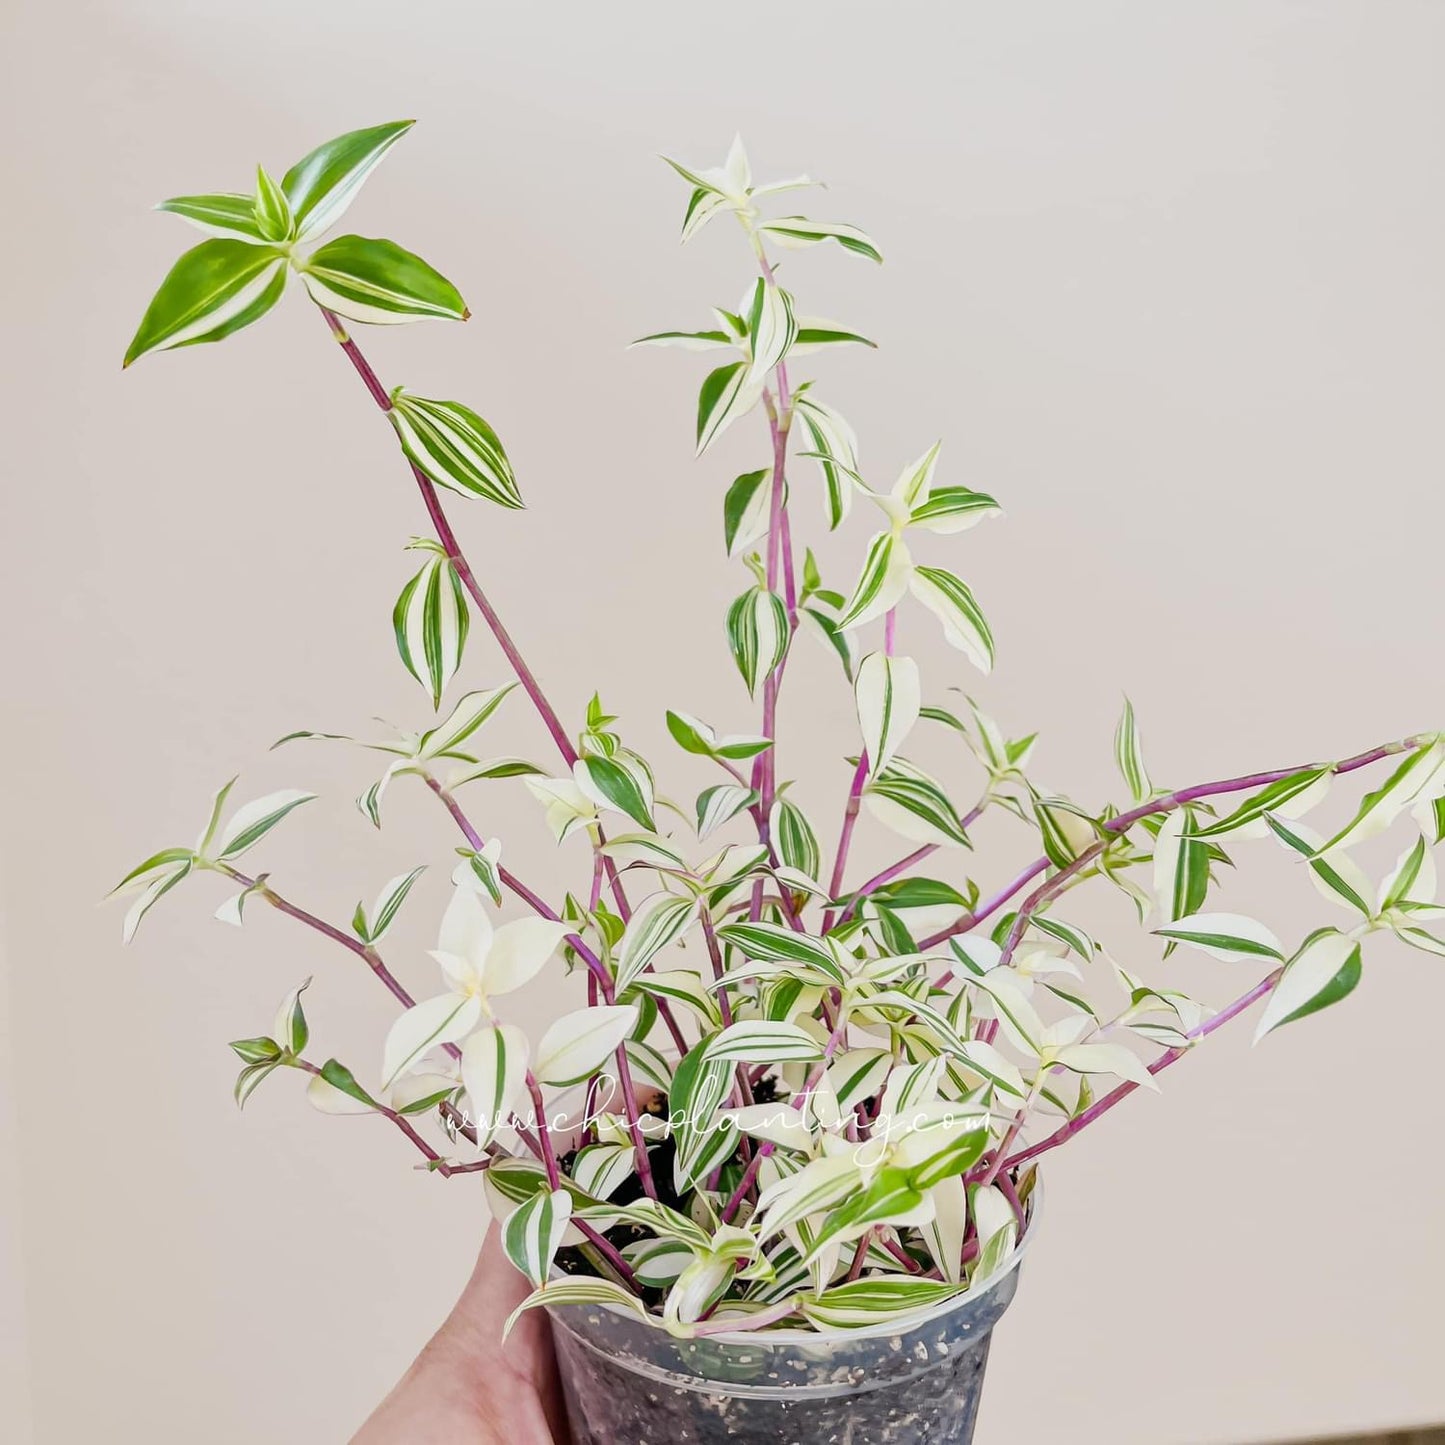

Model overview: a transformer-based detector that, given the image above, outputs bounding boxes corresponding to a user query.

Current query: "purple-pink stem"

[689,1298,798,1337]
[821,753,871,933]
[1002,966,1283,1171]
[920,737,1415,958]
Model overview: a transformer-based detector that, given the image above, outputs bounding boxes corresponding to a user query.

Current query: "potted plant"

[114,122,1445,1444]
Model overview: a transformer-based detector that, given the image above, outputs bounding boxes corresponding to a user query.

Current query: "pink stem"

[820,754,871,933]
[1002,968,1283,1171]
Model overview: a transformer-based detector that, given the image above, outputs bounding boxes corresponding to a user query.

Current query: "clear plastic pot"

[546,1212,1033,1445]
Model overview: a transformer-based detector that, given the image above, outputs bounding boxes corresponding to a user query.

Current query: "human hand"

[352,1228,568,1444]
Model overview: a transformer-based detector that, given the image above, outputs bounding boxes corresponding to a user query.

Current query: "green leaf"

[273,978,310,1056]
[757,216,883,263]
[252,166,294,242]
[123,239,287,366]
[301,234,467,324]
[723,468,772,556]
[393,547,470,708]
[794,324,877,350]
[1152,808,1211,937]
[281,120,415,240]
[388,391,522,507]
[668,1039,739,1190]
[155,192,270,243]
[726,587,789,696]
[908,565,993,673]
[696,360,761,454]
[664,710,771,761]
[1254,928,1362,1041]
[229,1036,282,1065]
[504,1277,650,1340]
[234,1059,282,1108]
[804,1166,925,1261]
[1316,739,1445,857]
[576,754,656,830]
[502,1188,573,1290]
[1114,698,1152,804]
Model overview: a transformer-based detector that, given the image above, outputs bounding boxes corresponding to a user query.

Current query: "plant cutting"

[115,121,1445,1444]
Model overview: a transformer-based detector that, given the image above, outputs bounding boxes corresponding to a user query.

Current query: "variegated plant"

[116,123,1445,1340]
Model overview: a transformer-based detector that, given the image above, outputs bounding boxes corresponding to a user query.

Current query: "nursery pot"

[546,1208,1033,1445]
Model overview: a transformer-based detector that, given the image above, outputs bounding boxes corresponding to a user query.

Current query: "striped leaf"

[1153,809,1210,932]
[1264,816,1375,918]
[665,710,772,762]
[624,1236,694,1289]
[1316,738,1445,856]
[793,391,859,529]
[272,978,311,1056]
[393,543,469,707]
[388,391,522,507]
[281,120,415,241]
[755,1155,864,1240]
[723,468,773,555]
[111,849,195,944]
[625,968,722,1029]
[1153,912,1284,963]
[771,797,821,878]
[234,1058,283,1108]
[865,757,970,848]
[725,587,789,695]
[211,789,316,861]
[300,235,467,324]
[908,565,994,673]
[837,533,912,631]
[614,893,699,993]
[571,1142,636,1204]
[1114,697,1152,804]
[704,1020,824,1065]
[695,783,758,839]
[631,327,734,351]
[459,1022,529,1149]
[535,1004,637,1087]
[1254,928,1362,1042]
[575,753,656,830]
[744,277,797,379]
[893,1110,990,1189]
[504,1277,649,1340]
[798,600,856,680]
[715,920,846,984]
[669,1040,739,1190]
[908,486,1002,534]
[1032,795,1096,869]
[855,652,921,779]
[417,685,516,759]
[242,168,288,244]
[827,1048,892,1111]
[757,216,883,263]
[156,192,270,243]
[1187,767,1331,840]
[803,1283,959,1323]
[793,320,877,352]
[804,1167,928,1261]
[124,240,287,366]
[1050,1043,1158,1092]
[696,360,763,454]
[502,1188,573,1290]
[381,993,483,1087]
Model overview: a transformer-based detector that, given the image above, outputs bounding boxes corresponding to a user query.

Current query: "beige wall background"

[3,2,1443,1441]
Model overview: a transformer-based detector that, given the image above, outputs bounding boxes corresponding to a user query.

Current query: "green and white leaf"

[1316,739,1445,857]
[502,1188,573,1290]
[1254,929,1362,1042]
[855,651,920,778]
[301,235,467,324]
[1153,912,1284,964]
[281,120,415,241]
[744,277,797,380]
[418,685,516,759]
[124,240,287,366]
[837,533,912,631]
[704,1020,824,1065]
[1114,697,1152,804]
[722,469,773,555]
[209,789,317,861]
[1188,768,1332,841]
[908,486,1002,535]
[908,565,993,673]
[696,360,764,455]
[793,391,860,529]
[393,544,470,707]
[460,1022,530,1149]
[614,893,699,993]
[353,866,427,944]
[388,391,521,507]
[695,782,757,840]
[801,1277,961,1329]
[770,797,821,879]
[575,753,657,831]
[535,1005,638,1087]
[726,587,789,696]
[757,217,882,263]
[865,758,970,848]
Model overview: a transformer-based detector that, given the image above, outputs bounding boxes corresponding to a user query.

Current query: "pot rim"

[551,1174,1042,1347]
